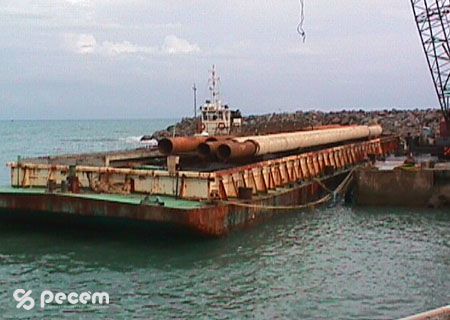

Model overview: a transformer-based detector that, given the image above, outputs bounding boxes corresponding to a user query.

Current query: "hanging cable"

[297,0,306,42]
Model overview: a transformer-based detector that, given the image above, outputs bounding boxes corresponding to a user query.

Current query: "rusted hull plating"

[0,171,348,237]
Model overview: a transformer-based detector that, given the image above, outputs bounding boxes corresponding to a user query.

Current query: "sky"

[0,0,438,120]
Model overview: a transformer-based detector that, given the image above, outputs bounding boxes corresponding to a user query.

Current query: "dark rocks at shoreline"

[152,118,199,139]
[152,108,444,140]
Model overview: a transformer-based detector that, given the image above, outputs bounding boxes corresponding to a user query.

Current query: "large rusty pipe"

[219,125,382,160]
[158,137,209,155]
[253,125,382,156]
[217,140,258,160]
[159,136,233,155]
[198,141,223,158]
[302,124,345,131]
[197,136,235,158]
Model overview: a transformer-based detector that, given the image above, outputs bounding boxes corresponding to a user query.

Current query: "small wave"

[121,136,158,146]
[61,138,119,143]
[140,140,158,147]
[120,136,144,144]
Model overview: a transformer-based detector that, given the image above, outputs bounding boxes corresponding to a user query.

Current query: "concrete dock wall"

[355,168,449,207]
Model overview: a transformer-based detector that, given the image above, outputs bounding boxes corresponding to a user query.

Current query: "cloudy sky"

[0,1,437,119]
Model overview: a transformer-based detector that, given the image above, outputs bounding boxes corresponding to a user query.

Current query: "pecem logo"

[13,289,35,311]
[13,289,109,310]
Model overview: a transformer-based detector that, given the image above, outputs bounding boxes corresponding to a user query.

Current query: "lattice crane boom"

[411,0,450,121]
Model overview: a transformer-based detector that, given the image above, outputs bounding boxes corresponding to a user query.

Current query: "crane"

[411,0,450,134]
[298,0,450,156]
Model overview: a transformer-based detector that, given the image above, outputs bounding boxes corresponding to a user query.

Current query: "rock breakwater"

[152,108,443,139]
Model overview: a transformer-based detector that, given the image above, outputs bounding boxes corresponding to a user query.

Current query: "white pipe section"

[233,125,382,156]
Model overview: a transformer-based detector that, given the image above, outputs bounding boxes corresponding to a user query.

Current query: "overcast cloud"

[0,1,437,119]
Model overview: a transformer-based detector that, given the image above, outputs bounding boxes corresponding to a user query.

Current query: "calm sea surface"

[0,120,448,319]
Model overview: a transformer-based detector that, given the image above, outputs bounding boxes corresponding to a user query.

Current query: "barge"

[0,134,398,237]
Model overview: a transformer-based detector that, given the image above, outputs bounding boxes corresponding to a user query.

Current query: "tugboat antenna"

[192,83,197,118]
[209,65,221,107]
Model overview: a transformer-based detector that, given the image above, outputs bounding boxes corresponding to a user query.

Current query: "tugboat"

[140,65,242,143]
[197,65,242,136]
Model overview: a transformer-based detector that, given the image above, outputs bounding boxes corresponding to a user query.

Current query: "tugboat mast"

[198,65,241,136]
[209,65,221,107]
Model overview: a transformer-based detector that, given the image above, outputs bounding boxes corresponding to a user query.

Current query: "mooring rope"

[312,177,334,194]
[222,168,356,211]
